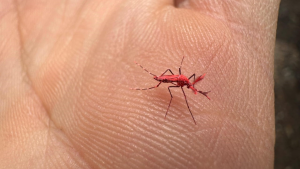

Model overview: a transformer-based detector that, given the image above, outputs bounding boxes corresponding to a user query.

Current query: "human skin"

[0,0,280,168]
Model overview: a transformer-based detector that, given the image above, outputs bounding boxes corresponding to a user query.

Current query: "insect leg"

[160,69,174,76]
[188,74,195,80]
[131,82,162,90]
[165,86,180,119]
[181,87,197,125]
[197,90,211,100]
[188,73,196,87]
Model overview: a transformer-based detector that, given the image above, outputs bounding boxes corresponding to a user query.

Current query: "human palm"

[0,0,279,168]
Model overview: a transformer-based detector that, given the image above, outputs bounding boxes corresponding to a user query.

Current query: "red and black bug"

[131,56,210,124]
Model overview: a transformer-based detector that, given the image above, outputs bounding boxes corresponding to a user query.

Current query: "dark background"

[274,0,300,168]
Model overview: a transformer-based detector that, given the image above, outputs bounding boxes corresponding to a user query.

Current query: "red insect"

[131,56,210,124]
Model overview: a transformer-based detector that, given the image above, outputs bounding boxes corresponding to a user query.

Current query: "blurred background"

[274,0,300,168]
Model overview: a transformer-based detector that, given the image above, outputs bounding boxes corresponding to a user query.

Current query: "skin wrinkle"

[136,137,180,167]
[148,125,197,167]
[207,40,228,72]
[76,94,141,166]
[24,2,57,55]
[44,7,94,113]
[167,137,191,158]
[42,5,102,115]
[235,138,246,166]
[209,117,227,156]
[158,134,193,164]
[0,32,13,58]
[214,58,235,101]
[211,48,236,108]
[11,1,91,168]
[13,6,53,168]
[50,131,71,168]
[258,88,272,126]
[218,55,235,82]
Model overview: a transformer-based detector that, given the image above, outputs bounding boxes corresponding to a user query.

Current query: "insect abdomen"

[157,75,179,83]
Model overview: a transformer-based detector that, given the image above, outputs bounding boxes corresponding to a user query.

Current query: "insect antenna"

[179,56,185,75]
[134,61,156,76]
